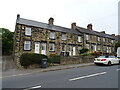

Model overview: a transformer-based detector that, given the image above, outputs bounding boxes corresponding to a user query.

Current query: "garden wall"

[60,56,95,65]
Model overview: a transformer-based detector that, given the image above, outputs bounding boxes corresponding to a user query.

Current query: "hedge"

[48,55,60,64]
[20,53,47,68]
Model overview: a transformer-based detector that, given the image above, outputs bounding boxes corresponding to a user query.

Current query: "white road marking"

[1,73,31,78]
[23,85,41,90]
[69,72,107,81]
[116,69,120,71]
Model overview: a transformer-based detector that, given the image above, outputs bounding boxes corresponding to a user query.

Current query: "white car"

[94,56,120,66]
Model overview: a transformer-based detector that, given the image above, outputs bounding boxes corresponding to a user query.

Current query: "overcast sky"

[0,0,119,35]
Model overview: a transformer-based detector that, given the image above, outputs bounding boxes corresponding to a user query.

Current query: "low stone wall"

[60,56,95,65]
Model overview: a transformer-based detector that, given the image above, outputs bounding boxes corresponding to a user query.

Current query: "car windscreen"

[98,56,106,58]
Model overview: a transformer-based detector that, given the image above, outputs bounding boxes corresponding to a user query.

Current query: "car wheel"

[108,61,111,66]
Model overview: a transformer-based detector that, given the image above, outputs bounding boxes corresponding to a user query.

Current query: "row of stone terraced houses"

[13,15,118,62]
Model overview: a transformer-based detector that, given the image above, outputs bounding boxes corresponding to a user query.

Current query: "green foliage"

[48,55,60,64]
[115,41,120,52]
[79,48,89,54]
[20,53,48,68]
[1,28,13,55]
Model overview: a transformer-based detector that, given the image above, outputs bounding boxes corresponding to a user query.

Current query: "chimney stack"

[100,31,105,34]
[87,24,92,30]
[17,14,20,20]
[71,22,76,29]
[111,34,115,36]
[48,17,54,25]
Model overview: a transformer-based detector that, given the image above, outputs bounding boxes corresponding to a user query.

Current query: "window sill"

[24,49,31,51]
[49,51,55,52]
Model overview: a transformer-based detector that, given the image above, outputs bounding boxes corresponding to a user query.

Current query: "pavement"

[2,63,94,78]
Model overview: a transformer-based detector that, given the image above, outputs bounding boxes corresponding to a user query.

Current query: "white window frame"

[50,32,55,39]
[86,34,89,40]
[49,43,55,51]
[25,27,31,36]
[62,34,66,40]
[78,36,81,42]
[24,41,31,50]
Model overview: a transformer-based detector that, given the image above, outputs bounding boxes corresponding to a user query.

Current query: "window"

[91,44,96,51]
[62,34,66,40]
[42,43,46,50]
[103,46,106,52]
[49,43,55,51]
[98,37,100,41]
[78,46,81,51]
[24,41,31,50]
[103,38,105,42]
[68,45,72,51]
[86,44,89,49]
[78,36,81,42]
[62,44,66,52]
[98,45,101,50]
[50,32,55,39]
[111,40,114,43]
[25,27,31,36]
[86,35,89,40]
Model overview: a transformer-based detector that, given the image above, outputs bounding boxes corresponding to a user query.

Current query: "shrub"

[79,48,89,54]
[20,53,47,68]
[48,55,60,64]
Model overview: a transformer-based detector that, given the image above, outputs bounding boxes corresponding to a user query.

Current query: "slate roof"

[76,26,116,40]
[16,18,82,35]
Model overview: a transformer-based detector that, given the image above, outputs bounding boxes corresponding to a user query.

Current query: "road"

[2,64,120,89]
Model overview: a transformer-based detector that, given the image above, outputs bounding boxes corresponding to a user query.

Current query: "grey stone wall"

[60,56,94,65]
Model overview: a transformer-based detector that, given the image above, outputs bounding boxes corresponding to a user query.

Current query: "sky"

[0,0,119,35]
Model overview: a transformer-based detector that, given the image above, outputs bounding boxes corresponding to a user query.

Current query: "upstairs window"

[50,32,55,39]
[62,34,66,40]
[98,37,100,41]
[25,27,31,36]
[86,35,89,40]
[24,41,31,50]
[111,40,114,43]
[103,38,105,42]
[78,36,81,42]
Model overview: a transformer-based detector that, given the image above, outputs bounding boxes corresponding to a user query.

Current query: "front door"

[35,42,40,53]
[73,47,76,56]
[68,46,72,56]
[41,43,46,55]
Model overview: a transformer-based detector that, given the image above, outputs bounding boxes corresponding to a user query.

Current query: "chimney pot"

[71,22,76,29]
[17,14,20,20]
[48,17,54,25]
[87,23,92,30]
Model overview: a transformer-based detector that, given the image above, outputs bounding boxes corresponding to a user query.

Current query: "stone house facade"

[13,15,118,67]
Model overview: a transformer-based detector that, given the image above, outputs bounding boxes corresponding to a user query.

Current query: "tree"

[115,41,120,52]
[1,28,13,55]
